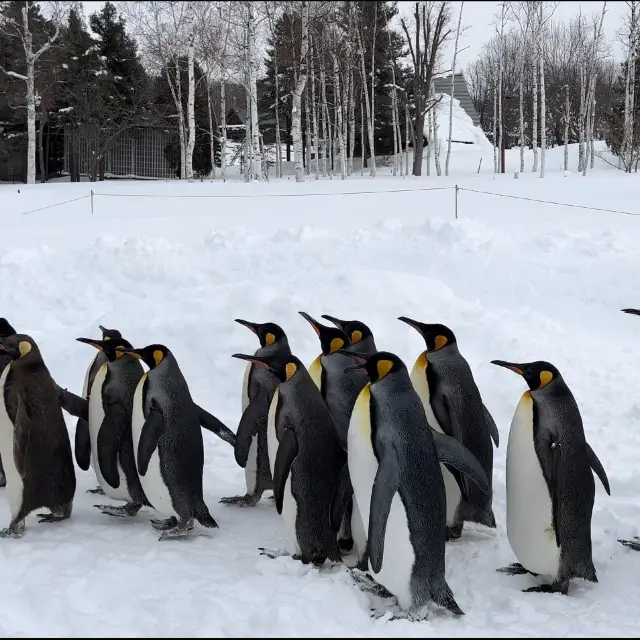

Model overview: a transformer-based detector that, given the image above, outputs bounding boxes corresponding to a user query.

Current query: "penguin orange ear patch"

[376,359,394,381]
[434,335,448,350]
[153,350,164,365]
[539,370,553,388]
[285,362,297,381]
[18,341,32,357]
[265,333,276,346]
[351,330,363,344]
[329,337,344,353]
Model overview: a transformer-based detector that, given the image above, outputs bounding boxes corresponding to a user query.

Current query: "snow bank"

[428,93,492,150]
[0,158,638,635]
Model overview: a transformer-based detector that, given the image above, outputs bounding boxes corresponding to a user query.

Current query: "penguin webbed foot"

[497,562,538,576]
[618,537,640,551]
[87,486,105,495]
[150,516,178,531]
[37,503,71,524]
[523,579,569,595]
[349,568,394,598]
[219,492,262,507]
[0,519,25,539]
[258,546,292,560]
[95,503,142,518]
[157,518,194,541]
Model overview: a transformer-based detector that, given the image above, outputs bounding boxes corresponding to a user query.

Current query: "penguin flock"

[0,308,638,621]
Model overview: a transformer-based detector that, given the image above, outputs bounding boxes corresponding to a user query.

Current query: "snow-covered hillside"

[0,142,639,636]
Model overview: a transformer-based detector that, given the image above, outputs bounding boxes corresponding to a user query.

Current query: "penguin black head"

[99,324,123,341]
[299,311,350,356]
[232,352,303,383]
[0,318,16,338]
[339,349,406,384]
[234,319,287,348]
[321,314,374,346]
[0,334,39,360]
[77,336,134,362]
[116,343,170,369]
[491,359,561,391]
[397,316,456,351]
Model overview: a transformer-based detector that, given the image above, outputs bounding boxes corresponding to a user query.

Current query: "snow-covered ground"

[1,142,640,636]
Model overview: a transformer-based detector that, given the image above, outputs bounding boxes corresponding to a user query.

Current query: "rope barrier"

[18,194,90,216]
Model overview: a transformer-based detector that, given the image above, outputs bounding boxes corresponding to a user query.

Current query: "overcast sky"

[82,1,627,70]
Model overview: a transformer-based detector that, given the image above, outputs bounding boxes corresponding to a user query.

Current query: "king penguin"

[398,317,499,540]
[0,334,87,537]
[340,350,492,618]
[492,359,610,594]
[320,314,379,566]
[76,334,150,517]
[75,324,123,496]
[220,319,291,507]
[231,351,347,565]
[0,317,17,488]
[116,343,218,539]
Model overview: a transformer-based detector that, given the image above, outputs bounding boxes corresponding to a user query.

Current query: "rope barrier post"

[90,190,94,215]
[454,184,459,219]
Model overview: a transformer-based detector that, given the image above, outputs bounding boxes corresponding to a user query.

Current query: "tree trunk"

[38,113,46,183]
[274,44,282,179]
[207,77,216,179]
[360,89,365,176]
[532,56,539,172]
[309,34,319,180]
[369,2,377,177]
[426,109,432,176]
[446,3,464,177]
[304,83,312,175]
[578,64,586,172]
[220,77,227,181]
[498,63,503,173]
[291,0,309,182]
[433,85,442,177]
[493,85,498,173]
[185,20,196,181]
[563,84,570,171]
[25,62,36,184]
[405,100,410,176]
[333,54,346,180]
[357,29,375,175]
[626,13,637,172]
[247,3,262,181]
[540,45,546,178]
[348,66,355,176]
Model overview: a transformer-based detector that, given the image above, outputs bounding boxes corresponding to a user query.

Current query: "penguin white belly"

[266,388,280,478]
[82,355,97,471]
[131,376,178,519]
[281,474,301,554]
[351,497,367,562]
[410,357,461,526]
[0,366,23,519]
[348,385,415,610]
[244,435,259,494]
[506,392,560,578]
[241,363,251,413]
[88,365,129,501]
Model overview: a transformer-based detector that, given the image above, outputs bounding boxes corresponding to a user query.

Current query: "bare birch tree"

[622,1,639,171]
[291,0,309,182]
[445,1,464,176]
[356,15,375,176]
[0,0,66,184]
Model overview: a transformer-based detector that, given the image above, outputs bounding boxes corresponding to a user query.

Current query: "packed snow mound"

[427,93,492,150]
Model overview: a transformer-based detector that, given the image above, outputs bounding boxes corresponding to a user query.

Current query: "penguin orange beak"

[622,308,640,316]
[116,346,142,359]
[234,319,260,334]
[338,349,369,374]
[321,314,345,330]
[298,311,324,336]
[490,360,524,376]
[76,337,105,351]
[231,353,271,370]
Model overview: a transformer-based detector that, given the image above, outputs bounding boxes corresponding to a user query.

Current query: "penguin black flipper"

[273,424,298,515]
[368,447,400,575]
[331,462,354,533]
[585,442,610,495]
[137,401,166,476]
[97,402,128,489]
[74,419,91,471]
[234,391,269,468]
[431,430,491,497]
[54,384,89,421]
[197,404,236,447]
[13,389,31,478]
[483,403,500,448]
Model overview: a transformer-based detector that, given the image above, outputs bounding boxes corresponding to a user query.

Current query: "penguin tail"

[457,499,496,529]
[194,501,219,529]
[432,581,464,616]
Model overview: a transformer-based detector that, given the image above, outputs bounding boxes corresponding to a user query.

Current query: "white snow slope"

[1,143,640,636]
